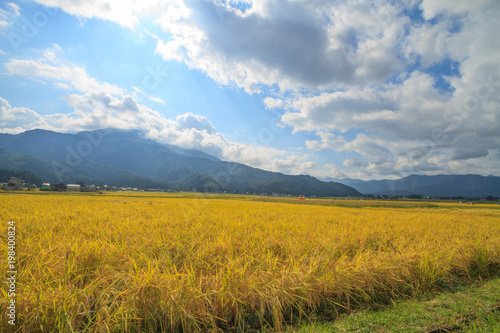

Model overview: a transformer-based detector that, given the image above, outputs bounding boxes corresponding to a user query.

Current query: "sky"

[0,0,499,180]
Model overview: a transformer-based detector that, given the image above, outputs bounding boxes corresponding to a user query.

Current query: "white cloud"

[306,131,347,151]
[5,48,124,95]
[403,20,456,67]
[0,2,20,32]
[0,98,41,133]
[175,112,216,134]
[33,0,168,29]
[148,96,165,104]
[286,67,500,178]
[263,97,285,110]
[6,3,20,16]
[56,82,72,90]
[419,0,496,20]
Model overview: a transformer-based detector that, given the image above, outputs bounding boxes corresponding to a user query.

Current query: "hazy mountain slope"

[332,174,500,197]
[0,148,59,182]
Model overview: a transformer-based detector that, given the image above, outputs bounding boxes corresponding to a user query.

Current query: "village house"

[7,177,25,190]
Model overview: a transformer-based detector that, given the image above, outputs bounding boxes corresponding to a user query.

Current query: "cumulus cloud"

[273,0,500,179]
[175,112,216,134]
[291,69,500,178]
[0,97,47,133]
[403,20,457,67]
[154,0,407,93]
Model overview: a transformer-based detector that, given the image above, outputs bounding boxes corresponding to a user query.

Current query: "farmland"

[1,191,499,332]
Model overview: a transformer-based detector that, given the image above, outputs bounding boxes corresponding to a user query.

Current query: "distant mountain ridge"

[327,174,500,197]
[0,129,361,197]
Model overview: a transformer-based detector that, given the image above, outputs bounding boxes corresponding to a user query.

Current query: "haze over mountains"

[0,129,361,197]
[327,175,500,198]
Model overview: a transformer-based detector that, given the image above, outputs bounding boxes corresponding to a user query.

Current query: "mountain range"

[326,174,500,198]
[0,129,361,197]
[2,129,497,198]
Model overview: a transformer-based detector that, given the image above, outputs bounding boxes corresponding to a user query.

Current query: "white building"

[67,184,81,191]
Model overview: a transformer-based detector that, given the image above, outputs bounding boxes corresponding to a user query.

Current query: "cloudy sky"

[1,0,499,180]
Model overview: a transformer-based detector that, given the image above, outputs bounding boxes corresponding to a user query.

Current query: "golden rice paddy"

[1,191,499,332]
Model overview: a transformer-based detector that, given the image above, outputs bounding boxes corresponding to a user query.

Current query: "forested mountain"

[0,129,361,197]
[0,169,42,187]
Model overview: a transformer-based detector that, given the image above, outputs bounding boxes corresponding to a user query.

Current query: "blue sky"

[1,0,499,180]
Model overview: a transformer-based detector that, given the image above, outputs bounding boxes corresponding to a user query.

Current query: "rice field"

[1,191,499,332]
